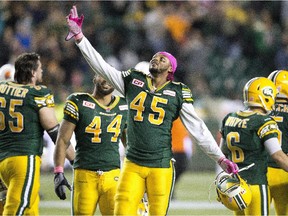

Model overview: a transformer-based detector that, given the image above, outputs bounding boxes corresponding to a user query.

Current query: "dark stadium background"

[0,2,283,214]
[0,0,285,170]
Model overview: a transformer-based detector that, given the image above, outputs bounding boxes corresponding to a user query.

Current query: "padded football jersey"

[122,69,193,168]
[220,110,279,185]
[0,81,54,160]
[268,102,288,168]
[63,93,127,171]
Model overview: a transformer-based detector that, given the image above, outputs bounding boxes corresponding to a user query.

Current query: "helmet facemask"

[215,172,252,211]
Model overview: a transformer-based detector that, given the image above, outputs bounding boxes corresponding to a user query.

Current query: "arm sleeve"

[264,137,282,155]
[47,124,59,144]
[179,103,225,162]
[76,36,125,96]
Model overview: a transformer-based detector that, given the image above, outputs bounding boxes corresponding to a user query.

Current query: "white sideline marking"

[40,201,226,209]
[170,201,225,209]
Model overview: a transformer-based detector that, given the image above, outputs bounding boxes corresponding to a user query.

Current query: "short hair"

[14,52,40,84]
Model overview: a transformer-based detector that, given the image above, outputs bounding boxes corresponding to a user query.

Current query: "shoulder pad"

[67,92,88,100]
[71,92,88,96]
[171,81,181,85]
[132,68,152,76]
[34,85,47,90]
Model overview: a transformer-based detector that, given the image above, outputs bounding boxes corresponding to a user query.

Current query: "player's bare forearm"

[54,137,68,168]
[272,150,288,171]
[65,143,75,162]
[55,119,76,167]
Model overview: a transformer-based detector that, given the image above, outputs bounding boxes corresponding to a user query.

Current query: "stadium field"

[39,171,276,215]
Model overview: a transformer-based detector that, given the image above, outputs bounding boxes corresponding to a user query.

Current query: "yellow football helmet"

[268,70,288,99]
[215,172,252,211]
[243,77,277,113]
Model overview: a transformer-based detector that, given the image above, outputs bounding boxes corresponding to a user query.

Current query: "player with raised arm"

[64,6,238,215]
[220,77,288,215]
[267,70,288,215]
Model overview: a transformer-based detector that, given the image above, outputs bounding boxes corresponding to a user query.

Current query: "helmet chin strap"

[232,163,255,175]
[258,93,276,114]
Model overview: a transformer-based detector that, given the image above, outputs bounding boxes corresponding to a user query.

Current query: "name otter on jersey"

[0,84,28,98]
[225,116,249,128]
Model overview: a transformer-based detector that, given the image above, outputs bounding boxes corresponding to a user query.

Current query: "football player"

[0,53,74,215]
[64,6,238,215]
[220,77,288,215]
[267,70,288,215]
[54,74,128,215]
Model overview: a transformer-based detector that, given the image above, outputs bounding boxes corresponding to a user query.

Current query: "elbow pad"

[47,124,60,144]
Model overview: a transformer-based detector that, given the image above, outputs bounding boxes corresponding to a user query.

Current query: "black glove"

[54,173,71,200]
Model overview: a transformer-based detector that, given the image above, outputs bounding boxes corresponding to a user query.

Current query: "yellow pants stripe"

[17,155,36,215]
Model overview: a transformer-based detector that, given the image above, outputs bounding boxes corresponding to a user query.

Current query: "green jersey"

[268,102,288,168]
[63,93,127,171]
[122,69,193,168]
[221,110,279,185]
[0,81,55,160]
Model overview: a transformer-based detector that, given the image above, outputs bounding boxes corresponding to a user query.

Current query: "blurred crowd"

[1,1,288,108]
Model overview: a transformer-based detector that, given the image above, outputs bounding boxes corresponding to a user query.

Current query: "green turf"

[39,170,276,215]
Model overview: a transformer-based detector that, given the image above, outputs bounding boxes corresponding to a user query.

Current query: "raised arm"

[76,38,125,95]
[65,5,125,96]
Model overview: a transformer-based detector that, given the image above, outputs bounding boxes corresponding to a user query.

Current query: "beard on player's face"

[149,67,167,77]
[95,79,114,96]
